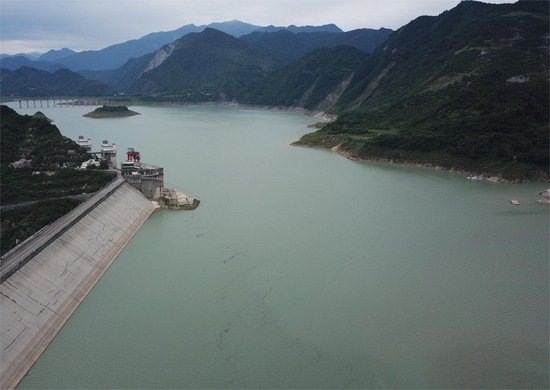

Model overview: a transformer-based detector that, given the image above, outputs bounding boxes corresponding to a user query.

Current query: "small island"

[83,105,140,118]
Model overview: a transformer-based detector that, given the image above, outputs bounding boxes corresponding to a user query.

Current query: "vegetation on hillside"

[80,27,391,93]
[0,105,114,253]
[240,28,392,65]
[78,53,156,93]
[294,1,549,180]
[241,46,368,110]
[126,28,282,101]
[83,105,140,118]
[0,166,113,204]
[1,198,80,255]
[1,106,89,166]
[0,67,115,97]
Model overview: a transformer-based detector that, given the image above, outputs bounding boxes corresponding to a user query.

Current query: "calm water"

[8,103,549,389]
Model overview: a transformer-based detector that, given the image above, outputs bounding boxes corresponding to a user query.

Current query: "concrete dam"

[0,179,156,389]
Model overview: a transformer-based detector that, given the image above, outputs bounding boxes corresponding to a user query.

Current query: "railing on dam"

[0,176,125,283]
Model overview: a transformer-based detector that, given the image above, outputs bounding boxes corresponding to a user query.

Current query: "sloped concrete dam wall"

[0,182,155,389]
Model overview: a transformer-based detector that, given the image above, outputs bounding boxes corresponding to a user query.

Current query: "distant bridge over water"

[16,97,111,109]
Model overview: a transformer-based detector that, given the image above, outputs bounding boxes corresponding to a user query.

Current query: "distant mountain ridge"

[126,28,281,101]
[0,67,115,97]
[0,52,41,60]
[75,27,391,93]
[78,54,156,94]
[0,20,353,72]
[0,56,66,73]
[254,23,343,34]
[38,48,76,62]
[241,28,392,64]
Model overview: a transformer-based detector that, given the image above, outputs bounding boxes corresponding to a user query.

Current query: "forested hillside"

[126,28,282,101]
[0,106,113,253]
[241,46,368,110]
[78,54,155,93]
[293,0,549,181]
[0,67,115,97]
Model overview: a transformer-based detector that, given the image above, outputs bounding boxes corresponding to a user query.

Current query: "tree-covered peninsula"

[289,1,549,181]
[83,105,140,118]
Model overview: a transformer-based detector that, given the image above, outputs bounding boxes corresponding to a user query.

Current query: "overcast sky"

[1,0,517,55]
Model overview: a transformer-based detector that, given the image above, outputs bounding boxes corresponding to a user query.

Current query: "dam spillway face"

[0,182,155,390]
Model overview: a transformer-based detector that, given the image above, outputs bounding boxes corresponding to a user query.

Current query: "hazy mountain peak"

[254,23,343,34]
[205,20,262,37]
[0,52,41,60]
[38,48,76,62]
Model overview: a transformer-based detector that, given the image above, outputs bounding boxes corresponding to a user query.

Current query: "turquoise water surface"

[8,103,548,389]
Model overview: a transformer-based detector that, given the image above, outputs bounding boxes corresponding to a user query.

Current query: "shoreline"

[87,100,546,184]
[292,142,549,185]
[5,99,545,183]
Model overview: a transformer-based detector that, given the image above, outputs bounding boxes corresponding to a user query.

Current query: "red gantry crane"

[126,148,141,162]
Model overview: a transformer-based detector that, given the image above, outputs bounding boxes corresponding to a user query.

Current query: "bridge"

[16,97,112,109]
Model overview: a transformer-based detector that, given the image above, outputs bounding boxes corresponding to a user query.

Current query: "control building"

[77,136,117,168]
[122,148,164,200]
[77,136,92,151]
[101,140,117,168]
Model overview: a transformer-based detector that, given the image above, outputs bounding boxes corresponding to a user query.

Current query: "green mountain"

[0,105,113,202]
[0,105,114,254]
[0,105,89,169]
[293,1,549,181]
[126,28,282,101]
[55,21,262,71]
[239,30,310,65]
[0,66,115,97]
[241,45,368,110]
[78,53,155,93]
[240,28,392,64]
[81,27,385,93]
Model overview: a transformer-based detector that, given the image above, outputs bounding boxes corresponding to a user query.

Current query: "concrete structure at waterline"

[122,148,164,201]
[124,162,164,200]
[121,148,199,209]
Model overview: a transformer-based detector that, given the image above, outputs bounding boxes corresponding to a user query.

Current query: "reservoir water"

[7,103,549,389]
